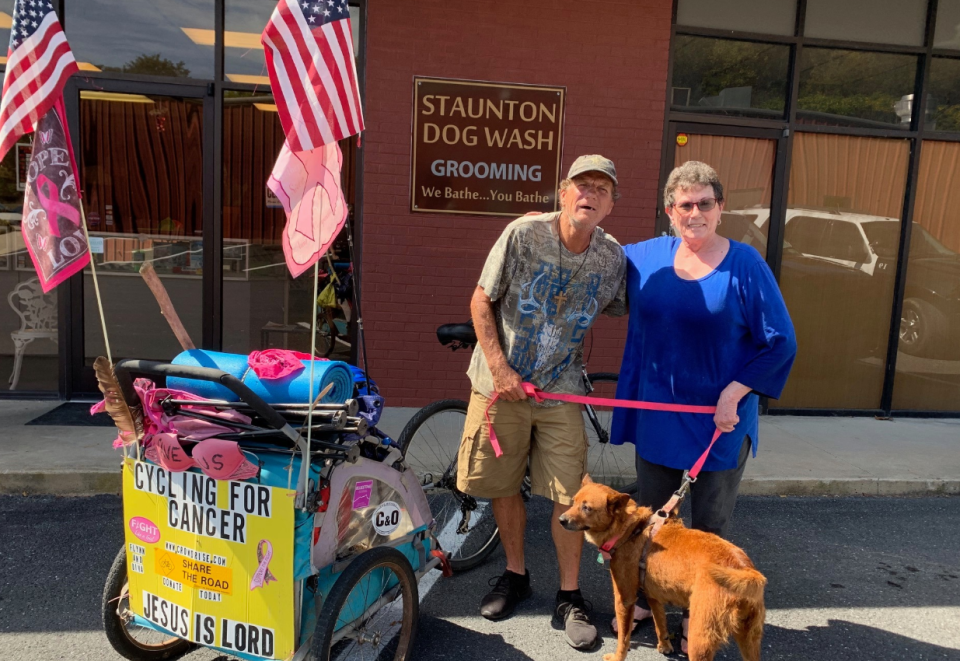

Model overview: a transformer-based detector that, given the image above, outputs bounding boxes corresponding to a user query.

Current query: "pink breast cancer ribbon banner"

[20,97,88,292]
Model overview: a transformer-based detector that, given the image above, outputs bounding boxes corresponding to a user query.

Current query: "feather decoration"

[93,356,144,445]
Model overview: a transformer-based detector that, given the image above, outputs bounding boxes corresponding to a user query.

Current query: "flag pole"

[298,259,321,511]
[78,204,112,365]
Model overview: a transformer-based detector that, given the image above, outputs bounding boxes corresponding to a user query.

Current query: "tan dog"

[559,475,765,661]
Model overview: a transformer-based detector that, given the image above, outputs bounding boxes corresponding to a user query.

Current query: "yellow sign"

[122,458,296,660]
[154,550,234,595]
[676,133,689,147]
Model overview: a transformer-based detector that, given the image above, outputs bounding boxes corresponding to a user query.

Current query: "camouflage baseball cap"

[567,154,618,185]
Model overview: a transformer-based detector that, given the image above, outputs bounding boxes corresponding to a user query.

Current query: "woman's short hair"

[663,161,723,208]
[559,175,621,201]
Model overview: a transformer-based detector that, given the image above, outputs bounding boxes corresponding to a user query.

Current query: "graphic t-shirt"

[467,212,626,404]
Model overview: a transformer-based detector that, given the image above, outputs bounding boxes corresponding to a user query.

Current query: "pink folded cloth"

[144,433,196,472]
[193,439,260,480]
[248,349,326,380]
[144,436,259,481]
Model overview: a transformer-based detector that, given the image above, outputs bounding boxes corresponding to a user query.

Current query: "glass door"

[69,80,212,393]
[661,124,781,262]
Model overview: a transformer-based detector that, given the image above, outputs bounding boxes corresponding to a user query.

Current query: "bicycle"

[300,261,353,358]
[397,321,637,572]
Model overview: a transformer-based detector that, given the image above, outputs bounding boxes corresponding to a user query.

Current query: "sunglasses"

[672,198,721,214]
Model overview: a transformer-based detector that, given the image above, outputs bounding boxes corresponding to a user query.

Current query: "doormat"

[26,402,114,427]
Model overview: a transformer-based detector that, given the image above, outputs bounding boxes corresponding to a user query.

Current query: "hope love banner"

[122,458,296,660]
[20,97,89,292]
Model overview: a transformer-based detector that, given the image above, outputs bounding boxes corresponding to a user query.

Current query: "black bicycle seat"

[437,322,477,347]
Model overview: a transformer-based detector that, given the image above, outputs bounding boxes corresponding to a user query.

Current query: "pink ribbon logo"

[249,539,277,591]
[35,174,81,238]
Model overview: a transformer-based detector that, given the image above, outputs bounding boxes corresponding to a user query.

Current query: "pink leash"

[484,382,722,480]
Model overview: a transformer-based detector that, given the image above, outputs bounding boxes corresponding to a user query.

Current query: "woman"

[610,161,797,650]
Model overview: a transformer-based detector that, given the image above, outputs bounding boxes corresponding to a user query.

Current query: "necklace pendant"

[554,290,568,307]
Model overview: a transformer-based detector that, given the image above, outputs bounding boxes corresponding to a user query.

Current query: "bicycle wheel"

[398,400,501,572]
[584,373,637,495]
[316,322,335,358]
[102,547,192,661]
[311,547,418,661]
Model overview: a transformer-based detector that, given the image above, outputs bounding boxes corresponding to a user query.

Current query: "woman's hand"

[714,381,752,433]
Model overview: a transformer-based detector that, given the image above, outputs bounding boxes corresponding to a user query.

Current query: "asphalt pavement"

[1,494,959,661]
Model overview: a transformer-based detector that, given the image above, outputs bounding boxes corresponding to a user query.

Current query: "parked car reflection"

[721,208,960,359]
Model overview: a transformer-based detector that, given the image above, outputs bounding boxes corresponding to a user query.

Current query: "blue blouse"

[611,237,797,471]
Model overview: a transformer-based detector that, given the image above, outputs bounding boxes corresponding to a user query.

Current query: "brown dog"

[559,475,765,661]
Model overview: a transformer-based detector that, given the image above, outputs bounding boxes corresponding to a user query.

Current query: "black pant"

[635,437,751,610]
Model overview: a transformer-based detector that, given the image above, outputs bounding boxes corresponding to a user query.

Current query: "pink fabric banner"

[268,139,348,278]
[20,96,88,292]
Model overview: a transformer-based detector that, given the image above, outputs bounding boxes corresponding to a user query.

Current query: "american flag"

[262,0,364,151]
[0,0,78,161]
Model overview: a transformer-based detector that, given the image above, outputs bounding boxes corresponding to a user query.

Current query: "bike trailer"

[107,358,440,661]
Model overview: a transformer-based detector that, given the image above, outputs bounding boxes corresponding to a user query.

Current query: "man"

[457,155,627,649]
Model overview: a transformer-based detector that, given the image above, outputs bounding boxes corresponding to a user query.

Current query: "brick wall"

[360,0,672,406]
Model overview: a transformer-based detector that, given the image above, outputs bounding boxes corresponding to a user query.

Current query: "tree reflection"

[101,54,191,78]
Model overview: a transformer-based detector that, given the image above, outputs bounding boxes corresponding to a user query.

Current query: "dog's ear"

[608,492,631,516]
[581,473,594,486]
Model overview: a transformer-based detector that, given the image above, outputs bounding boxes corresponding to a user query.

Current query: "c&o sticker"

[372,501,402,536]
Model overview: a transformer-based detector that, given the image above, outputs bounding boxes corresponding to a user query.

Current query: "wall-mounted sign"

[411,76,565,217]
[676,133,688,147]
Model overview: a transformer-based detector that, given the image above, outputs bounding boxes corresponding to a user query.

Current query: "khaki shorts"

[456,390,588,505]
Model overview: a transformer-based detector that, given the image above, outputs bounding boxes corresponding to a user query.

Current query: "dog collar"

[597,518,647,563]
[598,536,620,561]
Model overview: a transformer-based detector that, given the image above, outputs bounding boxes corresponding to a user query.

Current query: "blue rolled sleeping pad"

[166,349,354,404]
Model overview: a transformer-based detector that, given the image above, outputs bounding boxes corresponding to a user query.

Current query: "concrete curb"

[2,471,959,497]
[739,477,960,496]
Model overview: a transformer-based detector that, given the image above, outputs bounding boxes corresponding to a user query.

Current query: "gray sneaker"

[552,590,598,650]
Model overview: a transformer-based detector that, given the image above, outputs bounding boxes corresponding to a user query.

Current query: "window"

[927,57,960,132]
[676,0,797,36]
[823,220,870,263]
[220,92,356,361]
[804,0,926,47]
[934,0,960,50]
[671,36,790,119]
[0,134,59,390]
[66,0,215,79]
[784,216,829,255]
[775,134,910,409]
[79,91,205,365]
[797,48,919,129]
[861,220,901,260]
[224,1,360,85]
[893,140,960,411]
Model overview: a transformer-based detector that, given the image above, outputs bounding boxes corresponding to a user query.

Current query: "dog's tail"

[708,564,766,604]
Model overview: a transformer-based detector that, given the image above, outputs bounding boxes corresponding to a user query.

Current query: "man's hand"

[471,286,527,401]
[491,363,527,401]
[714,381,751,433]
